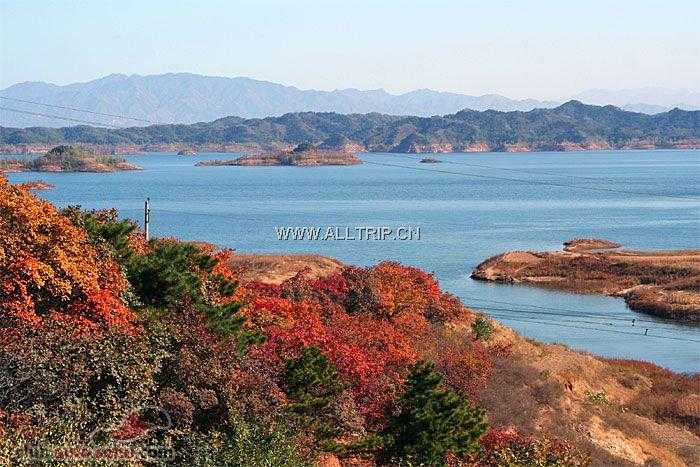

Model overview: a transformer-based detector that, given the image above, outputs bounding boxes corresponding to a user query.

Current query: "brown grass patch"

[228,253,343,284]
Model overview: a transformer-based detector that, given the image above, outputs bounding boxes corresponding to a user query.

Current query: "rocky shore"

[472,239,700,322]
[14,180,55,190]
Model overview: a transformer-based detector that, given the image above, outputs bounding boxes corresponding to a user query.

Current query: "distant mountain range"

[1,73,697,128]
[2,101,697,153]
[573,87,700,115]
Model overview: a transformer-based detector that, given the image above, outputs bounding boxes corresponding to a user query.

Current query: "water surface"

[8,149,700,372]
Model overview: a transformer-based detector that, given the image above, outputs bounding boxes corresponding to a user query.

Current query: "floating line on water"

[462,295,693,329]
[482,312,700,343]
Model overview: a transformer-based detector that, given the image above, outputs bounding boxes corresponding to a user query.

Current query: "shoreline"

[228,251,699,463]
[472,239,700,323]
[2,145,699,157]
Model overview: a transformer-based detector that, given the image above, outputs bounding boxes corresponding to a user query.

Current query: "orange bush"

[0,177,134,330]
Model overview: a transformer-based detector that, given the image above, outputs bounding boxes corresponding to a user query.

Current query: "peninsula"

[0,145,141,173]
[472,239,700,322]
[14,180,55,190]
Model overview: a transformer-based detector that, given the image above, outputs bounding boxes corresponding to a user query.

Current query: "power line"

[0,96,162,125]
[483,309,625,328]
[363,159,700,201]
[0,106,123,128]
[476,306,689,336]
[386,153,630,184]
[6,102,696,341]
[140,207,699,342]
[481,313,700,343]
[3,97,698,203]
[151,208,272,225]
[462,295,689,328]
[151,207,696,331]
[470,304,684,332]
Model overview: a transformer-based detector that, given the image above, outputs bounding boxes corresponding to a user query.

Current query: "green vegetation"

[0,184,605,466]
[586,391,610,405]
[127,241,217,308]
[381,361,488,465]
[63,207,137,262]
[0,145,140,172]
[2,103,697,152]
[291,142,315,153]
[472,315,494,341]
[283,347,346,443]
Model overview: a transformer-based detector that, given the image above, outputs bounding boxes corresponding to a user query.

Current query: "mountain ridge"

[2,73,697,129]
[2,101,698,154]
[0,72,565,127]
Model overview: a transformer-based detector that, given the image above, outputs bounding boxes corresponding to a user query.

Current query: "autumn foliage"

[233,262,495,428]
[0,180,590,465]
[0,177,133,330]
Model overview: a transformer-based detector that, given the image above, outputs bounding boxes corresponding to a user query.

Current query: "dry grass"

[229,253,699,465]
[564,238,622,252]
[472,240,700,321]
[476,320,700,466]
[228,253,343,284]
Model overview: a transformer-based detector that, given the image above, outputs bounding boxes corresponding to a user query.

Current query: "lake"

[7,149,700,372]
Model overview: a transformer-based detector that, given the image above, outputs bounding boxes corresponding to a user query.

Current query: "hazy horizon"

[2,0,699,100]
[3,71,699,104]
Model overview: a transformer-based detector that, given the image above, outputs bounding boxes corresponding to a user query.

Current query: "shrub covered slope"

[1,177,696,465]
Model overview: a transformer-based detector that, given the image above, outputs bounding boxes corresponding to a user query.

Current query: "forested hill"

[2,101,698,153]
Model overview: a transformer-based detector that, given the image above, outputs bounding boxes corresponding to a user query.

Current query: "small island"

[196,142,361,167]
[0,145,142,173]
[419,157,441,163]
[177,148,197,156]
[472,239,700,322]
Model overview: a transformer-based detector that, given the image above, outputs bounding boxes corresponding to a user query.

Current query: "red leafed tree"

[0,177,134,330]
[237,262,472,424]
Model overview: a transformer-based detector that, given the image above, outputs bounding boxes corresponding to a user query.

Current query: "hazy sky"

[1,0,698,99]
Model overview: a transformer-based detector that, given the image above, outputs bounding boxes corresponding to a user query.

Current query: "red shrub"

[236,261,483,426]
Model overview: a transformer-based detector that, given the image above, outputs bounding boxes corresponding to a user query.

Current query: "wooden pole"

[144,197,150,242]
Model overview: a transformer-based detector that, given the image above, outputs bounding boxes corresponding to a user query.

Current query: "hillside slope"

[230,252,700,466]
[0,73,556,127]
[1,180,698,466]
[2,101,698,153]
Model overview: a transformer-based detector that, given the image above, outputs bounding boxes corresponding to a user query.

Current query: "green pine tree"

[127,240,262,351]
[381,361,488,465]
[282,347,346,442]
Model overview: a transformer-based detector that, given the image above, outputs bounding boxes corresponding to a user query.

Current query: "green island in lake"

[0,145,142,173]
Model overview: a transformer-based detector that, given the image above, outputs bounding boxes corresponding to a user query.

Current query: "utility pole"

[144,197,150,242]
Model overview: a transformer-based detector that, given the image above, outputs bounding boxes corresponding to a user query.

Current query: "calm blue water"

[7,150,700,372]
